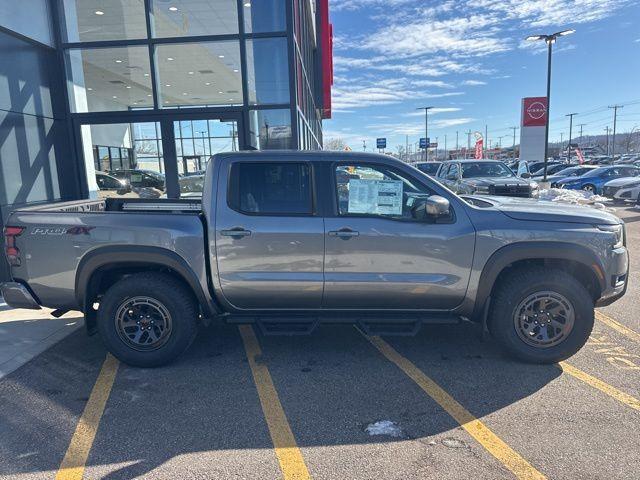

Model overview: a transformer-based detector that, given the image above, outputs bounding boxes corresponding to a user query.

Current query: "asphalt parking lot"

[0,206,639,480]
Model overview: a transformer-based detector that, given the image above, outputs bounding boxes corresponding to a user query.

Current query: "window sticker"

[347,179,403,215]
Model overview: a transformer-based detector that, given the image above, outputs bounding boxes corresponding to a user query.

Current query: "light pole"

[510,126,518,160]
[417,106,433,161]
[609,105,623,159]
[526,28,575,181]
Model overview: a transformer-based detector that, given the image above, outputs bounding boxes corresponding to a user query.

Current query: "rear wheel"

[582,184,596,194]
[97,273,198,367]
[489,266,594,364]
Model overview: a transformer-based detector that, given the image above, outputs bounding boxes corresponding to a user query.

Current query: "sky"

[323,0,640,152]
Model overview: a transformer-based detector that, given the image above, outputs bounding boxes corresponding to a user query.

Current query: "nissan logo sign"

[527,102,547,120]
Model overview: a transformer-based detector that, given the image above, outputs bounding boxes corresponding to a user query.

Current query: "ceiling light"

[233,69,239,73]
[126,86,131,89]
[112,95,117,99]
[144,73,149,76]
[205,82,211,85]
[182,92,188,95]
[218,55,225,58]
[95,10,104,15]
[115,59,122,63]
[147,94,152,97]
[167,57,174,61]
[87,87,93,91]
[133,101,138,104]
[168,6,178,11]
[244,2,251,7]
[218,91,223,94]
[188,71,194,75]
[165,84,171,87]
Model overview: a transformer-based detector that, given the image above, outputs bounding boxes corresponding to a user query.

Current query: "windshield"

[415,163,441,175]
[581,167,608,178]
[461,162,514,178]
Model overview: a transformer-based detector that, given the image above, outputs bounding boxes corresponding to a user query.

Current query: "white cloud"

[461,79,487,86]
[411,79,454,88]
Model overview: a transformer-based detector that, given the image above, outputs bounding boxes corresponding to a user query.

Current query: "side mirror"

[425,195,450,217]
[521,172,532,179]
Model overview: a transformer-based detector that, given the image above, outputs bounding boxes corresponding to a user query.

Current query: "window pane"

[66,46,153,113]
[62,0,147,42]
[179,120,193,138]
[151,0,238,38]
[244,0,285,33]
[229,163,311,214]
[156,42,242,107]
[133,122,158,140]
[246,38,290,105]
[248,109,292,149]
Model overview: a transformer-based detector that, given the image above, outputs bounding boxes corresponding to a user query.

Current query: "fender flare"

[75,245,216,317]
[473,241,606,320]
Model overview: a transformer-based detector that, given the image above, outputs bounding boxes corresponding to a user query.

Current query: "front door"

[323,161,476,310]
[214,157,324,310]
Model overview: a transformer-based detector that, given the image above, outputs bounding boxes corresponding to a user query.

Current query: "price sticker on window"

[347,179,403,215]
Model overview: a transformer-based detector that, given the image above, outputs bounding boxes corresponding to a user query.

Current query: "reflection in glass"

[246,38,290,105]
[249,109,292,149]
[151,0,238,38]
[244,0,286,33]
[66,47,153,113]
[62,0,147,42]
[156,42,242,107]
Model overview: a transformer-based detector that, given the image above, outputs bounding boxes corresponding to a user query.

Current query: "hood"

[462,176,533,187]
[471,195,620,225]
[604,177,640,187]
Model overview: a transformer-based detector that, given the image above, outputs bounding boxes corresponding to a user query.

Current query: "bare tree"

[323,137,348,151]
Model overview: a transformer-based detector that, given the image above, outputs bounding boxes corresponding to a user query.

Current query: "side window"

[335,164,434,221]
[447,163,460,179]
[437,164,449,178]
[228,162,312,215]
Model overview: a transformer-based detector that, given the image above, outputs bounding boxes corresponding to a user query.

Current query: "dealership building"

[0,0,333,280]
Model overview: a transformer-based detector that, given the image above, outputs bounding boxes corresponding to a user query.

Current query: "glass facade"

[57,0,327,198]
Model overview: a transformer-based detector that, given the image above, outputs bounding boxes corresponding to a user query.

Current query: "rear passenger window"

[228,162,312,215]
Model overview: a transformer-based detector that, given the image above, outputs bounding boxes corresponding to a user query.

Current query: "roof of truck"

[213,150,396,161]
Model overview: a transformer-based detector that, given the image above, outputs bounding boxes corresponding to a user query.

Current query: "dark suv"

[436,159,539,197]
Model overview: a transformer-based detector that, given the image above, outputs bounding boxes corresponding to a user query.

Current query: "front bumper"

[595,246,629,307]
[0,282,41,310]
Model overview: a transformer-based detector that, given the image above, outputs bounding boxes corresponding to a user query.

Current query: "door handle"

[220,228,252,238]
[328,228,359,239]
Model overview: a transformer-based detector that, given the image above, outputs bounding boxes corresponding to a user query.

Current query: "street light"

[525,28,575,182]
[417,106,433,161]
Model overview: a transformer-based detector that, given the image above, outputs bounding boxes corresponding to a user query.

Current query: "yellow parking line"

[559,361,640,411]
[595,311,640,343]
[239,325,311,480]
[56,354,119,480]
[365,334,546,480]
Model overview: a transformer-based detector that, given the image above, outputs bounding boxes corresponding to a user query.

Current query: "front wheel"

[489,267,594,364]
[582,184,596,194]
[97,273,198,367]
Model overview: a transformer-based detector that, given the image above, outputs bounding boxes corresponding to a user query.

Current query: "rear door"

[214,158,324,310]
[323,160,476,310]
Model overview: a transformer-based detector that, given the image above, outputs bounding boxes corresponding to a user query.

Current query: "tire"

[97,273,198,367]
[489,266,594,364]
[582,184,596,194]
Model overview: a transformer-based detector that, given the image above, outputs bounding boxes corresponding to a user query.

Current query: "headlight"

[597,224,624,248]
[474,186,490,194]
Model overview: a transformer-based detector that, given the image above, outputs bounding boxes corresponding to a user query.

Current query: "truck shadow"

[0,321,561,479]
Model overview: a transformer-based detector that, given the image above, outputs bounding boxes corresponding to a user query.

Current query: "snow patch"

[365,420,403,438]
[538,188,614,211]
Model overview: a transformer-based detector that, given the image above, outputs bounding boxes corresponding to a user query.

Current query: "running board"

[221,314,460,336]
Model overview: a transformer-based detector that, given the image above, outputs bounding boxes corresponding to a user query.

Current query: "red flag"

[475,139,483,159]
[575,148,585,164]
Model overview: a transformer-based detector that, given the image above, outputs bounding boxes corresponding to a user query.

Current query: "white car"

[602,177,640,203]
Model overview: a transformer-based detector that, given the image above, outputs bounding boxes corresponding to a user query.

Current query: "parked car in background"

[516,160,563,177]
[533,165,599,186]
[436,159,538,197]
[414,161,442,176]
[109,169,165,190]
[95,172,130,199]
[178,174,205,197]
[530,163,571,179]
[556,165,640,194]
[602,177,640,203]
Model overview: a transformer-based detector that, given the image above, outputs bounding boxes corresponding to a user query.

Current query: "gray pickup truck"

[1,151,628,367]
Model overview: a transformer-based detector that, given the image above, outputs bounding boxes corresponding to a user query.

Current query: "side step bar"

[221,314,460,336]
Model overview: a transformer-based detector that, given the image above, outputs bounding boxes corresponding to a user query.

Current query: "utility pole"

[362,140,366,151]
[456,131,459,150]
[566,113,577,161]
[605,126,610,155]
[577,123,586,146]
[510,126,517,160]
[466,130,472,159]
[417,106,433,161]
[405,135,409,162]
[560,132,564,154]
[608,105,623,159]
